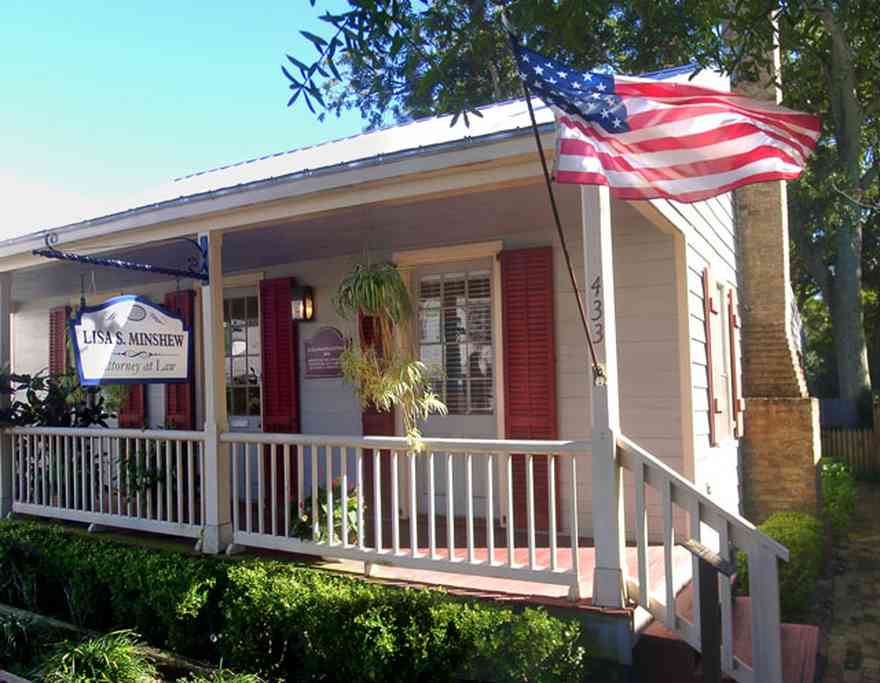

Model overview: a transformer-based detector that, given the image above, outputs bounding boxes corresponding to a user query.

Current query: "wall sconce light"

[291,286,314,321]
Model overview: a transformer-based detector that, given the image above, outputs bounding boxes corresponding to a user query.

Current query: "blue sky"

[1,1,365,238]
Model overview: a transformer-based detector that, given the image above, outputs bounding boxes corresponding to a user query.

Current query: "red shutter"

[359,313,394,525]
[728,288,745,438]
[501,247,557,532]
[118,385,146,429]
[703,267,722,446]
[49,306,71,375]
[164,290,196,430]
[260,277,300,434]
[260,277,301,532]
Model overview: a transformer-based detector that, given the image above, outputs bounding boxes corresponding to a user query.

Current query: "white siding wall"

[654,192,742,516]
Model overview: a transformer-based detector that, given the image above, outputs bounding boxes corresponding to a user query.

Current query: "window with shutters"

[418,269,493,415]
[224,295,262,416]
[704,268,743,445]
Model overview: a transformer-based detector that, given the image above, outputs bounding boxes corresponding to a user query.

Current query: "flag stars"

[572,82,581,90]
[601,109,611,119]
[557,70,568,78]
[613,118,623,128]
[534,65,544,75]
[597,83,607,91]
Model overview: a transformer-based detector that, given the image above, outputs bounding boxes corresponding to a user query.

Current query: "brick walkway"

[825,482,880,682]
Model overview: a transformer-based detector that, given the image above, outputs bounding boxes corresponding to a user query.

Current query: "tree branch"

[790,220,833,301]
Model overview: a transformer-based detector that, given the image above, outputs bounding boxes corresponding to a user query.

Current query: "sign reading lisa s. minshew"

[69,295,192,385]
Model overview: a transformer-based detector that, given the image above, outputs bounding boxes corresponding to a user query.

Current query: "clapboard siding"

[654,191,742,516]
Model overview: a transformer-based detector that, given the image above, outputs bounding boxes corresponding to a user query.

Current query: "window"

[418,269,494,415]
[224,295,261,416]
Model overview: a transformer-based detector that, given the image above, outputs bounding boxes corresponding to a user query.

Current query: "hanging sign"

[69,295,192,385]
[305,327,346,379]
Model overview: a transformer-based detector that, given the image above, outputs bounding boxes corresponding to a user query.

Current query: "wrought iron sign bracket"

[33,233,210,283]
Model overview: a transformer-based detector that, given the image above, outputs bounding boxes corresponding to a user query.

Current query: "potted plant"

[334,261,447,451]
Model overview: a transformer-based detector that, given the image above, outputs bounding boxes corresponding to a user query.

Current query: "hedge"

[0,521,593,681]
[736,512,822,623]
[820,458,857,537]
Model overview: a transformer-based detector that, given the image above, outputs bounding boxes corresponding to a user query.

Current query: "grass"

[35,630,158,683]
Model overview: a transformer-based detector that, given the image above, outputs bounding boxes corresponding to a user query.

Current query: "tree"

[285,0,880,404]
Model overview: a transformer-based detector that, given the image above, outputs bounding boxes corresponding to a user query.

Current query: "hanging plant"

[334,261,446,451]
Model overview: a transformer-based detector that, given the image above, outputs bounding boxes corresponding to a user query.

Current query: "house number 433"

[590,276,604,344]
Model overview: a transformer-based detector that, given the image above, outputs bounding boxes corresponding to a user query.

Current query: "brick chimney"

[734,46,821,523]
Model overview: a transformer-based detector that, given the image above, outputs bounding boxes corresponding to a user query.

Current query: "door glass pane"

[225,295,262,417]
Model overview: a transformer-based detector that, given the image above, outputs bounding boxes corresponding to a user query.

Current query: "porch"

[0,110,791,680]
[4,424,787,680]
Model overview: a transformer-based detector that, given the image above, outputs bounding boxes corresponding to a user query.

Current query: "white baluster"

[635,462,649,607]
[391,450,399,555]
[313,446,320,541]
[506,452,515,568]
[165,439,173,522]
[341,447,349,547]
[257,443,266,535]
[689,497,702,646]
[569,454,581,595]
[326,446,334,545]
[662,479,675,630]
[232,442,240,532]
[409,452,417,557]
[549,454,558,572]
[245,444,253,533]
[187,440,195,525]
[284,444,291,538]
[176,440,184,524]
[428,451,436,559]
[446,453,454,561]
[466,452,474,564]
[356,447,364,551]
[271,444,278,537]
[372,449,381,551]
[297,444,304,522]
[527,454,536,570]
[719,521,734,675]
[486,453,495,567]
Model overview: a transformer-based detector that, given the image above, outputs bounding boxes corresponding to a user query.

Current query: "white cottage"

[0,83,792,679]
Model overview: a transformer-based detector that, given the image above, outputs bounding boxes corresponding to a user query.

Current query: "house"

[0,68,807,681]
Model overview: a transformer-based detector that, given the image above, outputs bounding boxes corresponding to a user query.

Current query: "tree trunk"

[830,217,871,406]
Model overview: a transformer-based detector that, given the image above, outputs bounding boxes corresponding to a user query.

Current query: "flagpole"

[501,18,604,383]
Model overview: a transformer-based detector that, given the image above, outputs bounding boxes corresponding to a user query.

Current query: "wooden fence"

[821,428,880,477]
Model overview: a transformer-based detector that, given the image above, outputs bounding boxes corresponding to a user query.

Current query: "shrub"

[219,562,588,681]
[737,512,822,623]
[35,629,157,683]
[0,521,227,659]
[0,521,592,681]
[820,458,858,536]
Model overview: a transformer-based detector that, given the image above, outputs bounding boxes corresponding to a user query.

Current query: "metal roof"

[3,63,724,251]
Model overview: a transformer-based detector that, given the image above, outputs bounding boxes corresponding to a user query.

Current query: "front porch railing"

[7,426,206,541]
[618,435,789,683]
[0,426,790,682]
[220,432,589,592]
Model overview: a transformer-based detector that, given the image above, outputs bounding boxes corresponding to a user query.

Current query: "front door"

[224,289,262,501]
[416,261,497,518]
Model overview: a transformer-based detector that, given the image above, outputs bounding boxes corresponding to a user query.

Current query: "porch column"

[0,272,11,519]
[199,231,231,553]
[581,186,626,607]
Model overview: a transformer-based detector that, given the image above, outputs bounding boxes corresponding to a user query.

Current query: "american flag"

[513,45,821,203]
